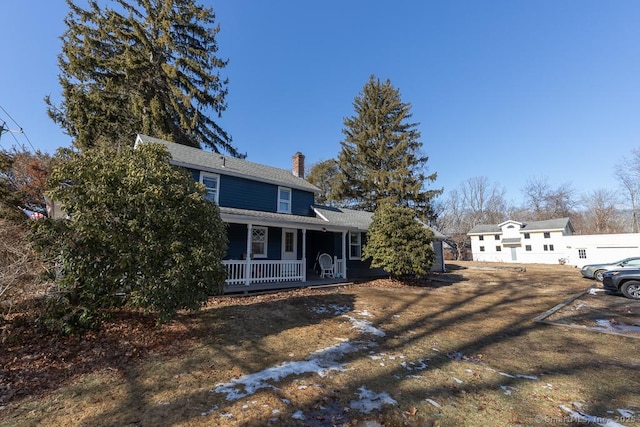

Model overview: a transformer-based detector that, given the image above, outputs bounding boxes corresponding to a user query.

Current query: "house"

[135,135,446,289]
[468,217,640,267]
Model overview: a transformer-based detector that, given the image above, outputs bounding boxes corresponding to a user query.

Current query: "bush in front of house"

[363,202,434,279]
[32,143,228,328]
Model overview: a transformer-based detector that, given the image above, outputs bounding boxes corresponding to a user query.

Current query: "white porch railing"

[334,256,344,278]
[222,259,304,285]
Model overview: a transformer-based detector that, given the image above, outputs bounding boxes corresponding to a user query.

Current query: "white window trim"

[277,186,292,214]
[349,232,362,260]
[200,172,220,204]
[251,226,268,258]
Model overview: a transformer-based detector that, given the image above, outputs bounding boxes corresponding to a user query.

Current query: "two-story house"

[135,135,446,290]
[468,217,640,267]
[467,218,574,264]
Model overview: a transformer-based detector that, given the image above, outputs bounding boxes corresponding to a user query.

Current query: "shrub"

[363,203,434,279]
[32,143,228,325]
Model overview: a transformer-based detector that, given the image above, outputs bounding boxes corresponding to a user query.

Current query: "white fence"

[222,259,304,285]
[223,257,345,286]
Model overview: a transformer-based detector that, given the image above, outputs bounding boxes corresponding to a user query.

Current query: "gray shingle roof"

[467,217,573,235]
[135,134,321,193]
[312,205,373,231]
[313,205,447,239]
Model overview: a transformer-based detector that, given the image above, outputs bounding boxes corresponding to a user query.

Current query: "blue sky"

[1,1,639,206]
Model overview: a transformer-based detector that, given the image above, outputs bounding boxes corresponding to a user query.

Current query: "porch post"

[245,223,252,286]
[302,228,307,282]
[342,231,348,279]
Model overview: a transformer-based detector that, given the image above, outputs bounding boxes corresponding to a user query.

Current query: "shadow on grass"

[7,265,640,426]
[0,291,356,408]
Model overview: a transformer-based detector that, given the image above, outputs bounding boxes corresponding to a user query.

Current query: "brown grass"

[2,261,640,426]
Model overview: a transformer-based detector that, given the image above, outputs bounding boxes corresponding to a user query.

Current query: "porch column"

[342,231,348,279]
[302,228,307,282]
[245,223,252,286]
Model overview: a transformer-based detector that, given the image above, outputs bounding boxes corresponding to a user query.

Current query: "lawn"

[2,261,639,426]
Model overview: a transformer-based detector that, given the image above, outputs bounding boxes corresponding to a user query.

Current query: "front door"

[281,229,297,277]
[510,247,517,261]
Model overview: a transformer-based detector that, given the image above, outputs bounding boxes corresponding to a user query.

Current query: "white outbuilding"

[467,218,640,268]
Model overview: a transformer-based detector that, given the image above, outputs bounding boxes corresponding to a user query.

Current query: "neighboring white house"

[467,218,640,268]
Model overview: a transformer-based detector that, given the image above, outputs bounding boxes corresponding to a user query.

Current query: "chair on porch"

[318,253,334,278]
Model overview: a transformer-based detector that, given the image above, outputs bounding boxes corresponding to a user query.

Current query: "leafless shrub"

[0,218,48,322]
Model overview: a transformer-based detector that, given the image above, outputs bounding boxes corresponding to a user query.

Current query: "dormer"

[498,220,523,239]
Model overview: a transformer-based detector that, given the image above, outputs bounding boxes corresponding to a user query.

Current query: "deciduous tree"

[306,159,340,206]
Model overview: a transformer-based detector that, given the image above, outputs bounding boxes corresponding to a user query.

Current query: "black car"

[602,269,640,300]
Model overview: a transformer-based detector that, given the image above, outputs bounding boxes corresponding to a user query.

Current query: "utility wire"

[0,104,37,152]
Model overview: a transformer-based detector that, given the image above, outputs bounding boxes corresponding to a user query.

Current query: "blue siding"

[219,174,275,211]
[191,170,315,216]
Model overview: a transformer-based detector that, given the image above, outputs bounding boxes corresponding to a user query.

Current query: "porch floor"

[223,276,351,295]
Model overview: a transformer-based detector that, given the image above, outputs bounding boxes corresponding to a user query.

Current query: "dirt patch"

[537,287,640,338]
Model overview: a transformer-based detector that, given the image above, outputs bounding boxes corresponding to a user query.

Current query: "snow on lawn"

[349,386,397,414]
[211,340,369,401]
[560,403,633,427]
[209,306,390,412]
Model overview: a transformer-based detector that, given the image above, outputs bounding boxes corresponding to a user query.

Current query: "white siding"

[471,231,640,267]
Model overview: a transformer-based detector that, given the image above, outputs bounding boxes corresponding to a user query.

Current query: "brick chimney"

[292,152,305,178]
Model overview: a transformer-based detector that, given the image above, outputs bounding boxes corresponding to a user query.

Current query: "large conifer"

[335,75,441,217]
[46,0,240,156]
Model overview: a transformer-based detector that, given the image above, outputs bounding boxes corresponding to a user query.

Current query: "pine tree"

[335,75,441,217]
[46,0,241,156]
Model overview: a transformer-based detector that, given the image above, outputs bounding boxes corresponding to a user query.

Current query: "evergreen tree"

[335,75,441,217]
[363,202,434,279]
[46,0,240,156]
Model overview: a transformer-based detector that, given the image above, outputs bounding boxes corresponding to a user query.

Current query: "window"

[349,232,362,260]
[284,231,295,253]
[495,234,500,240]
[251,227,268,258]
[479,235,484,241]
[543,244,554,251]
[278,187,292,213]
[578,249,587,259]
[549,244,554,251]
[479,246,485,252]
[525,245,532,251]
[543,232,551,238]
[200,173,219,203]
[524,233,530,239]
[496,246,502,252]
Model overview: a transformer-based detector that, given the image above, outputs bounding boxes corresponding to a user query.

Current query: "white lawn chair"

[318,253,334,278]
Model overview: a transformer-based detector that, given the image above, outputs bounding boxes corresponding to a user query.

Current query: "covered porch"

[219,207,355,288]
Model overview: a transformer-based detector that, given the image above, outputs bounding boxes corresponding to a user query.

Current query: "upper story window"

[479,235,484,241]
[349,232,362,260]
[543,232,551,238]
[494,234,500,240]
[524,233,530,239]
[278,187,292,213]
[200,173,219,203]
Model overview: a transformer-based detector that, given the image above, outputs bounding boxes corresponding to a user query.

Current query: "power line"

[0,104,37,152]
